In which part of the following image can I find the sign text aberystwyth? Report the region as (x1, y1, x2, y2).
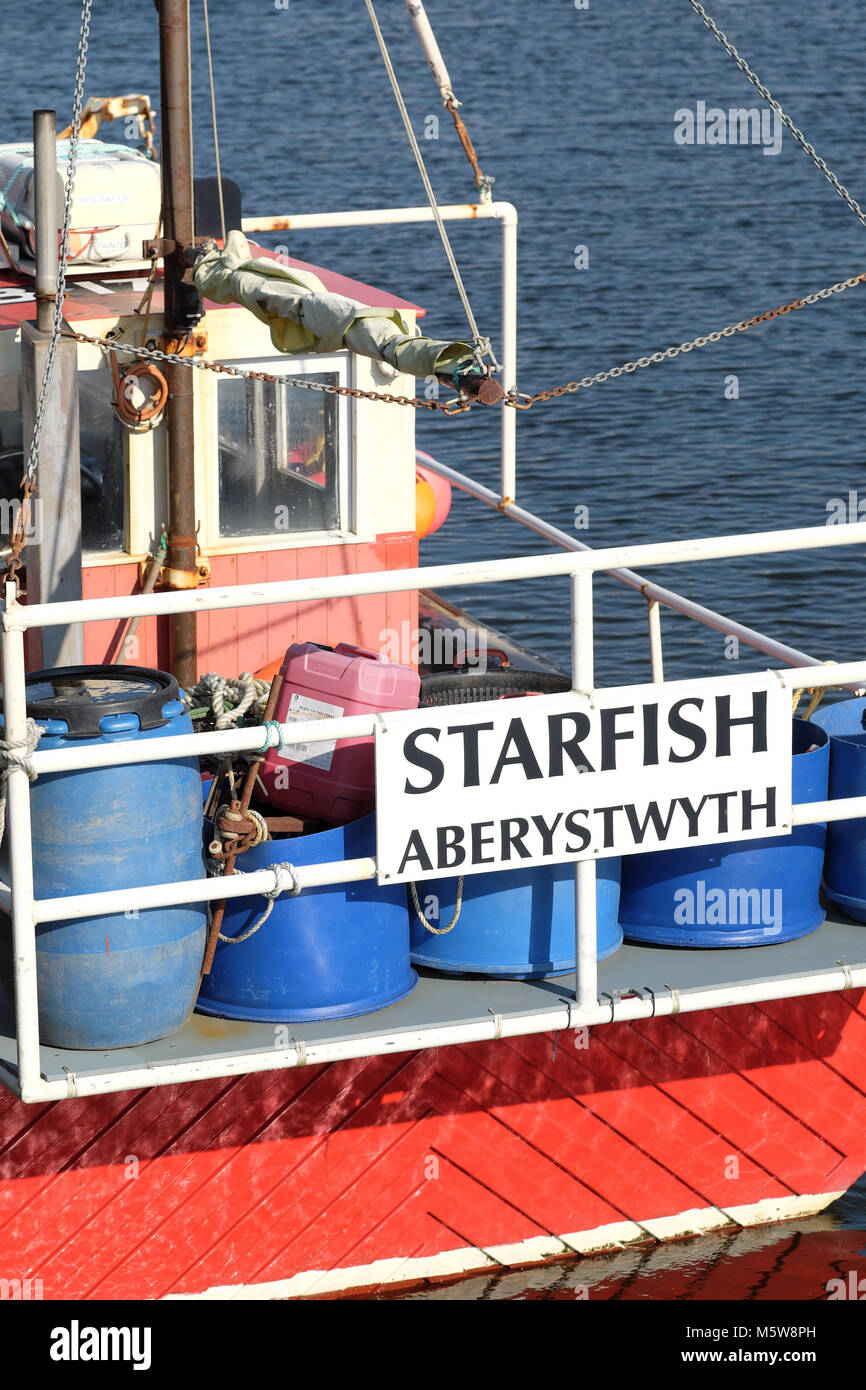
(374, 674, 792, 885)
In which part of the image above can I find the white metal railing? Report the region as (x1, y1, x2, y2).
(5, 521, 866, 1102)
(239, 197, 853, 682)
(241, 202, 518, 503)
(418, 451, 864, 683)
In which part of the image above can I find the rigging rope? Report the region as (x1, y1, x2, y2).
(363, 0, 498, 373)
(202, 0, 226, 243)
(687, 0, 866, 232)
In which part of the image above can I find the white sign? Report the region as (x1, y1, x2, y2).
(374, 673, 793, 884)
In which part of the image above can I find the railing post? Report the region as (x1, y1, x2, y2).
(500, 208, 517, 504)
(2, 590, 42, 1098)
(571, 569, 598, 1013)
(647, 596, 664, 682)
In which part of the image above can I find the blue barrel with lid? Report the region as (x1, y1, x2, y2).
(3, 666, 207, 1049)
(808, 696, 866, 922)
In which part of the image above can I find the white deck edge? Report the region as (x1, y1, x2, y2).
(162, 1190, 844, 1300)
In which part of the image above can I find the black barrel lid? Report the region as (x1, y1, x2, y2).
(9, 665, 183, 737)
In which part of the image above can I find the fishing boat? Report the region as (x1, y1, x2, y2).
(0, 0, 865, 1304)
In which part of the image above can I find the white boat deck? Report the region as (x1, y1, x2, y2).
(1, 908, 864, 1093)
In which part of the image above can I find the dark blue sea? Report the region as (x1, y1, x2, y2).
(4, 0, 866, 1301)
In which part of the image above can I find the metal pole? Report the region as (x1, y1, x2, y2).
(32, 110, 57, 334)
(500, 211, 517, 503)
(159, 0, 200, 690)
(403, 0, 455, 100)
(2, 591, 42, 1096)
(22, 108, 83, 666)
(571, 570, 598, 1014)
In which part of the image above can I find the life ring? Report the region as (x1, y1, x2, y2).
(415, 452, 452, 539)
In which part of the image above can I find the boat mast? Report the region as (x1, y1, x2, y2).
(158, 0, 201, 689)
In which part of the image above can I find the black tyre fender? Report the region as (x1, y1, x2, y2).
(418, 668, 572, 707)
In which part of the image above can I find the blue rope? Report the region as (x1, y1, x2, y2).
(257, 720, 283, 753)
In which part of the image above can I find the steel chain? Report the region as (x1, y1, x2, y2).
(688, 1, 866, 232)
(9, 0, 92, 579)
(66, 328, 467, 412)
(7, 0, 866, 584)
(506, 272, 866, 409)
(67, 267, 866, 417)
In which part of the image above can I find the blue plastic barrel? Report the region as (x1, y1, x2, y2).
(197, 813, 416, 1023)
(809, 696, 866, 921)
(617, 718, 829, 947)
(6, 667, 207, 1049)
(408, 859, 622, 977)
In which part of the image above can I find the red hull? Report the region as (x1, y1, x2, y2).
(1, 990, 865, 1300)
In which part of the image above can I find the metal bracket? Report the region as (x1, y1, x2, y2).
(160, 331, 208, 356)
(142, 237, 176, 258)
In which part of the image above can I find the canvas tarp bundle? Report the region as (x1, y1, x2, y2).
(193, 231, 473, 378)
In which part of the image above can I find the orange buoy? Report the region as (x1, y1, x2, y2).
(415, 454, 452, 537)
(255, 656, 284, 683)
(415, 472, 438, 539)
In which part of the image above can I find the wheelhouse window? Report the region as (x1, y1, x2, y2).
(0, 374, 23, 549)
(78, 368, 126, 552)
(216, 364, 348, 539)
(0, 367, 126, 554)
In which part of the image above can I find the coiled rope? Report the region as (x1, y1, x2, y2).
(187, 671, 269, 728)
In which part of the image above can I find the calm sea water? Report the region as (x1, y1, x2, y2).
(4, 0, 866, 1299)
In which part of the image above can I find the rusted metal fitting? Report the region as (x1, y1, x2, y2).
(436, 369, 505, 406)
(160, 331, 207, 356)
(142, 237, 175, 258)
(160, 565, 201, 590)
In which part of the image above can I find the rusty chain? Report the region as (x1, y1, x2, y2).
(506, 272, 866, 409)
(63, 266, 866, 426)
(65, 328, 473, 414)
